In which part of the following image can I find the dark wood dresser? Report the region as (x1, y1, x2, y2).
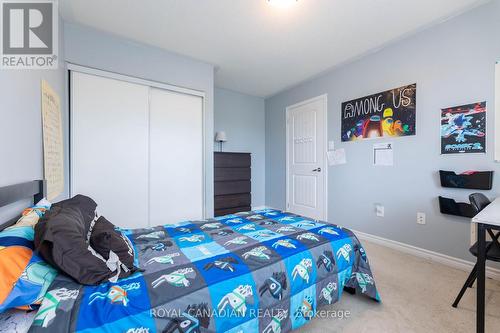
(214, 152, 251, 217)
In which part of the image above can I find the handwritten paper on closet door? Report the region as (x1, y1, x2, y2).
(41, 80, 64, 200)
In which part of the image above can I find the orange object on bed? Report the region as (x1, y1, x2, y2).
(0, 246, 32, 304)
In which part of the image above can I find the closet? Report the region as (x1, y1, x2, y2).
(70, 70, 204, 228)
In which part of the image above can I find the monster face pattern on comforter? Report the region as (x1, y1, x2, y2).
(28, 209, 380, 333)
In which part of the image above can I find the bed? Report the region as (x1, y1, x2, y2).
(0, 181, 380, 333)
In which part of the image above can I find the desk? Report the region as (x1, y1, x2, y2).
(471, 197, 500, 333)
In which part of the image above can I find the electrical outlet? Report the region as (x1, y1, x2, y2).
(417, 212, 426, 225)
(375, 204, 384, 217)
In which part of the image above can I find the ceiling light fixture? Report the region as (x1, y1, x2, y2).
(267, 0, 298, 8)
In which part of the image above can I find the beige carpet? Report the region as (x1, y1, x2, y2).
(297, 240, 500, 333)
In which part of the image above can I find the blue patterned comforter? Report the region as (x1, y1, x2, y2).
(28, 209, 380, 333)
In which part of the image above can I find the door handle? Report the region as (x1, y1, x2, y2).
(312, 168, 321, 172)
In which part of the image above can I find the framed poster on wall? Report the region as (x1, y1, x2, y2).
(341, 83, 416, 142)
(440, 102, 486, 154)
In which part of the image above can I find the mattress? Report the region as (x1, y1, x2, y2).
(28, 209, 380, 333)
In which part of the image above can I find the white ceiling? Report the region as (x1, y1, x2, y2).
(60, 0, 488, 97)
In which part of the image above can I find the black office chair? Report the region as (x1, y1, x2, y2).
(452, 193, 500, 308)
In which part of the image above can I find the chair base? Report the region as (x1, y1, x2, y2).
(453, 229, 500, 308)
(452, 264, 477, 308)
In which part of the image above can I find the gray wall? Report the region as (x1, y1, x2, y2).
(265, 0, 500, 262)
(63, 23, 216, 217)
(0, 18, 66, 221)
(215, 88, 266, 207)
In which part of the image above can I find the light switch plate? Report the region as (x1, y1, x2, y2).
(328, 141, 335, 150)
(375, 204, 384, 217)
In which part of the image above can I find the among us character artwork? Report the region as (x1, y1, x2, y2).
(440, 101, 486, 154)
(341, 84, 416, 142)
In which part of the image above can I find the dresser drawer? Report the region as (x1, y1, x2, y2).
(214, 152, 250, 168)
(214, 180, 251, 196)
(214, 167, 250, 181)
(215, 206, 251, 217)
(215, 193, 251, 210)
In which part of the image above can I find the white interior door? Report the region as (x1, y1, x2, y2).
(286, 95, 327, 220)
(149, 88, 204, 225)
(71, 72, 150, 228)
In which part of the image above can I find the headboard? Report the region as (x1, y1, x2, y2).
(0, 180, 46, 231)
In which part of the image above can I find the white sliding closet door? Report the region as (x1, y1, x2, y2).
(71, 72, 150, 228)
(149, 88, 204, 224)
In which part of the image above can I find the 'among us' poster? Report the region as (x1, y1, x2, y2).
(440, 102, 486, 154)
(341, 84, 416, 142)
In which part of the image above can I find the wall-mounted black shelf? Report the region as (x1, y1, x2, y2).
(439, 170, 493, 190)
(438, 196, 475, 218)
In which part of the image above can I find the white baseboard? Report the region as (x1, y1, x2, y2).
(352, 229, 500, 281)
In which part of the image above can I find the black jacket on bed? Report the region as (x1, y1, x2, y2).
(34, 195, 137, 285)
(90, 216, 135, 271)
